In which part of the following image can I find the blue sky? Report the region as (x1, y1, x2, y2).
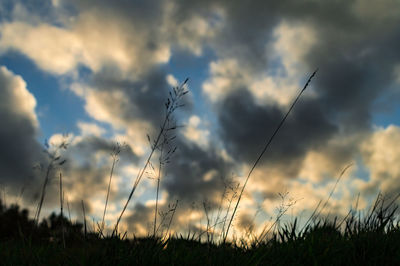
(0, 52, 87, 139)
(1, 0, 400, 238)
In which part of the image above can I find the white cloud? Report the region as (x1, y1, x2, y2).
(298, 133, 359, 183)
(203, 21, 317, 106)
(203, 169, 218, 182)
(51, 0, 61, 7)
(248, 21, 317, 106)
(77, 121, 106, 137)
(0, 11, 171, 76)
(272, 21, 317, 72)
(0, 22, 82, 75)
(203, 58, 248, 102)
(84, 89, 129, 128)
(0, 66, 38, 127)
(182, 115, 210, 149)
(166, 74, 179, 87)
(361, 125, 400, 194)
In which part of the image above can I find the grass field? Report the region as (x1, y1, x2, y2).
(1, 193, 400, 265)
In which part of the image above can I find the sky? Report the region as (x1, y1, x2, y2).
(1, 0, 400, 239)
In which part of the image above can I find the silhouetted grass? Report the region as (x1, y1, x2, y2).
(1, 195, 400, 265)
(113, 78, 189, 236)
(224, 69, 318, 242)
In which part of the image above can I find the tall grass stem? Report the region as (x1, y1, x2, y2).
(223, 69, 318, 243)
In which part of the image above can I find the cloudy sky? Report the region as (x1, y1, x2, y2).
(1, 0, 400, 238)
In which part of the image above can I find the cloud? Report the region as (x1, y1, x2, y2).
(0, 66, 43, 190)
(77, 121, 106, 137)
(361, 125, 400, 196)
(125, 202, 153, 235)
(0, 0, 222, 77)
(0, 22, 81, 75)
(202, 58, 247, 103)
(217, 89, 336, 175)
(182, 115, 210, 149)
(163, 135, 234, 204)
(70, 68, 185, 159)
(0, 5, 171, 75)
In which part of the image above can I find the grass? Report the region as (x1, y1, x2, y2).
(34, 138, 68, 225)
(112, 78, 189, 236)
(1, 194, 400, 265)
(224, 69, 318, 242)
(1, 74, 400, 264)
(101, 143, 122, 235)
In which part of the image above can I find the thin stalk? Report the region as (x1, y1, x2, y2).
(66, 196, 71, 224)
(316, 164, 353, 217)
(155, 210, 169, 235)
(101, 156, 117, 233)
(113, 117, 167, 237)
(300, 163, 353, 233)
(165, 200, 178, 239)
(203, 201, 211, 244)
(221, 185, 238, 241)
(59, 173, 65, 248)
(154, 177, 160, 236)
(259, 203, 293, 241)
(82, 200, 87, 239)
(112, 79, 188, 236)
(2, 187, 6, 208)
(212, 183, 227, 242)
(34, 139, 68, 225)
(154, 142, 165, 237)
(34, 161, 53, 225)
(223, 69, 318, 243)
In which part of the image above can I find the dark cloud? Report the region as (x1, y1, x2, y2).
(125, 202, 153, 234)
(69, 0, 164, 24)
(90, 67, 175, 129)
(0, 66, 44, 191)
(217, 89, 337, 177)
(71, 135, 138, 165)
(0, 0, 78, 26)
(163, 137, 233, 204)
(237, 212, 255, 232)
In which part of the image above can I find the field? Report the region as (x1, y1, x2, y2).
(1, 195, 400, 265)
